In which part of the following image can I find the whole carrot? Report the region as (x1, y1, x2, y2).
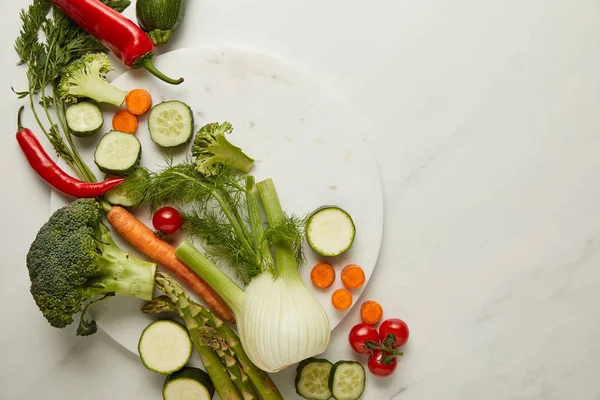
(106, 206, 235, 323)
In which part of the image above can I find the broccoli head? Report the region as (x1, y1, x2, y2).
(58, 53, 127, 106)
(26, 199, 157, 335)
(192, 122, 255, 176)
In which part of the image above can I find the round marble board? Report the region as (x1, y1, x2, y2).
(50, 46, 383, 363)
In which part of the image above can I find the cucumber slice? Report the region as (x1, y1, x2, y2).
(94, 130, 141, 175)
(103, 174, 137, 207)
(65, 102, 104, 137)
(328, 361, 366, 400)
(103, 168, 150, 207)
(163, 367, 215, 400)
(138, 320, 193, 375)
(295, 358, 334, 400)
(306, 206, 356, 257)
(148, 100, 194, 147)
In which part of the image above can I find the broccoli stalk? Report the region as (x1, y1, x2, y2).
(192, 122, 255, 176)
(26, 199, 157, 336)
(58, 53, 128, 106)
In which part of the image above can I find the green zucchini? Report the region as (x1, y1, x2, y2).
(306, 206, 356, 257)
(65, 102, 103, 137)
(136, 0, 186, 46)
(163, 367, 215, 400)
(295, 358, 334, 400)
(94, 130, 141, 175)
(138, 320, 193, 375)
(148, 100, 194, 148)
(328, 361, 365, 400)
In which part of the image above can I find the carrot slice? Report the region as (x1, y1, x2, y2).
(341, 264, 365, 289)
(126, 89, 153, 115)
(106, 206, 235, 323)
(360, 300, 384, 324)
(331, 288, 353, 310)
(310, 263, 335, 289)
(112, 110, 138, 134)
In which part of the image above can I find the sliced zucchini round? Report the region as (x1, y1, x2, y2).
(148, 100, 194, 148)
(295, 358, 334, 400)
(94, 130, 141, 175)
(306, 206, 356, 257)
(138, 320, 193, 375)
(328, 361, 365, 400)
(66, 102, 104, 137)
(163, 367, 215, 400)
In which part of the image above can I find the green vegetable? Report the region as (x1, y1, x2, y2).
(143, 278, 284, 400)
(306, 206, 356, 257)
(148, 100, 194, 148)
(138, 320, 193, 374)
(163, 367, 215, 400)
(328, 361, 365, 400)
(175, 178, 331, 373)
(65, 102, 104, 137)
(192, 122, 255, 176)
(58, 53, 128, 106)
(136, 0, 186, 46)
(103, 168, 151, 208)
(25, 198, 157, 336)
(94, 130, 142, 175)
(295, 358, 334, 400)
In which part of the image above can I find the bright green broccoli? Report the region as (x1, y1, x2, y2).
(58, 53, 127, 106)
(191, 122, 255, 176)
(26, 198, 157, 336)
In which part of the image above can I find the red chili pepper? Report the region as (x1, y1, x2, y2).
(16, 107, 126, 198)
(51, 0, 183, 85)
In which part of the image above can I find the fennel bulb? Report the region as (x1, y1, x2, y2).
(176, 178, 331, 373)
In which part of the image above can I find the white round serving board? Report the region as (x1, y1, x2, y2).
(50, 46, 383, 362)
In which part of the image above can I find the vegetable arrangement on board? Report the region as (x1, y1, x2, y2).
(13, 0, 406, 399)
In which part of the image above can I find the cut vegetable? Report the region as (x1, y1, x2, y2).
(148, 100, 193, 147)
(163, 367, 215, 400)
(295, 358, 334, 400)
(103, 174, 138, 207)
(310, 263, 336, 289)
(65, 102, 104, 137)
(331, 289, 353, 311)
(306, 206, 356, 257)
(341, 264, 365, 290)
(328, 361, 366, 400)
(138, 320, 193, 375)
(112, 110, 139, 134)
(126, 89, 153, 115)
(360, 301, 383, 325)
(94, 130, 141, 175)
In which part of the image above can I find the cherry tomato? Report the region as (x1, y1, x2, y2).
(152, 207, 183, 235)
(379, 318, 410, 348)
(348, 323, 379, 354)
(368, 350, 397, 377)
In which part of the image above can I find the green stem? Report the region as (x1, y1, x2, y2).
(256, 179, 299, 279)
(245, 176, 274, 273)
(220, 188, 252, 244)
(175, 240, 245, 316)
(139, 57, 184, 85)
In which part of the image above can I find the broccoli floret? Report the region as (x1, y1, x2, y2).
(192, 122, 255, 176)
(26, 199, 157, 335)
(58, 53, 127, 106)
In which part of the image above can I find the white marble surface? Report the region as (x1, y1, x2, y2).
(2, 0, 600, 399)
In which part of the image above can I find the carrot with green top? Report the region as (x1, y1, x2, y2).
(106, 205, 235, 323)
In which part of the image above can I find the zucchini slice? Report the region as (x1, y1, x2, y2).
(148, 100, 194, 147)
(295, 358, 334, 400)
(306, 206, 356, 257)
(138, 320, 193, 375)
(66, 102, 104, 137)
(328, 361, 366, 400)
(163, 367, 215, 400)
(94, 130, 141, 175)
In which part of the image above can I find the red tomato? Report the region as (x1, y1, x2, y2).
(368, 350, 397, 377)
(152, 207, 183, 235)
(379, 318, 409, 348)
(348, 323, 379, 354)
